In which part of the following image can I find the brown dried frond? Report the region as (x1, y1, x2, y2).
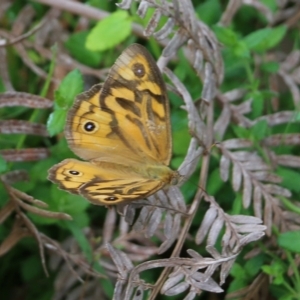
(226, 273, 270, 300)
(0, 172, 72, 275)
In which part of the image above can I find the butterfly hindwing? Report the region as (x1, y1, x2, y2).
(48, 159, 165, 205)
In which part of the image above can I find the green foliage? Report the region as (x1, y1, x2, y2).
(243, 26, 287, 53)
(195, 0, 221, 25)
(65, 31, 103, 67)
(278, 168, 300, 193)
(278, 231, 300, 253)
(0, 155, 7, 173)
(47, 69, 83, 136)
(1, 1, 300, 299)
(86, 10, 132, 51)
(213, 26, 250, 59)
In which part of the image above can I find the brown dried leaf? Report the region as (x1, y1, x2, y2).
(0, 92, 52, 108)
(166, 186, 186, 212)
(145, 207, 162, 238)
(144, 9, 162, 37)
(136, 0, 149, 18)
(153, 18, 175, 40)
(220, 154, 230, 182)
(164, 281, 189, 296)
(281, 50, 300, 71)
(18, 211, 48, 275)
(207, 217, 224, 246)
(0, 170, 29, 184)
(276, 154, 300, 168)
(263, 194, 273, 236)
(195, 206, 218, 244)
(256, 111, 296, 126)
(0, 148, 50, 161)
(232, 162, 242, 191)
(219, 0, 241, 26)
(263, 133, 300, 146)
(244, 0, 273, 23)
(222, 88, 246, 102)
(116, 0, 133, 9)
(106, 243, 133, 278)
(158, 213, 181, 254)
(133, 206, 151, 232)
(263, 184, 291, 197)
(242, 160, 270, 171)
(242, 171, 252, 209)
(162, 29, 188, 58)
(278, 70, 300, 107)
(0, 48, 14, 91)
(214, 104, 231, 140)
(228, 215, 264, 224)
(202, 62, 217, 102)
(0, 220, 31, 256)
(9, 188, 48, 207)
(0, 201, 15, 224)
(253, 186, 262, 219)
(164, 211, 173, 239)
(0, 120, 49, 136)
(232, 99, 252, 115)
(162, 273, 185, 294)
(222, 139, 252, 149)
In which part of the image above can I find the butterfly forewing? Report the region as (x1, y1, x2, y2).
(99, 44, 172, 165)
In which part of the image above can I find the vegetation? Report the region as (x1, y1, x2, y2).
(0, 0, 300, 299)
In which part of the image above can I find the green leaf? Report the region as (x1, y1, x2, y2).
(47, 108, 67, 137)
(243, 26, 287, 52)
(86, 10, 131, 51)
(196, 0, 221, 25)
(172, 110, 189, 156)
(230, 263, 248, 279)
(21, 256, 43, 281)
(244, 254, 265, 277)
(30, 158, 57, 183)
(53, 90, 67, 108)
(232, 125, 250, 139)
(213, 26, 238, 47)
(250, 91, 264, 118)
(293, 112, 300, 121)
(262, 260, 287, 285)
(278, 231, 300, 253)
(55, 69, 83, 108)
(251, 120, 268, 140)
(231, 193, 243, 215)
(261, 261, 285, 275)
(65, 31, 103, 67)
(243, 28, 271, 50)
(207, 167, 223, 195)
(277, 168, 300, 193)
(233, 41, 250, 59)
(0, 155, 7, 173)
(261, 61, 279, 73)
(50, 186, 89, 217)
(261, 0, 278, 11)
(47, 70, 83, 136)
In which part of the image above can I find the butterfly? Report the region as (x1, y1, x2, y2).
(48, 44, 179, 206)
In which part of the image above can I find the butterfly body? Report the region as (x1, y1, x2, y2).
(48, 44, 179, 206)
